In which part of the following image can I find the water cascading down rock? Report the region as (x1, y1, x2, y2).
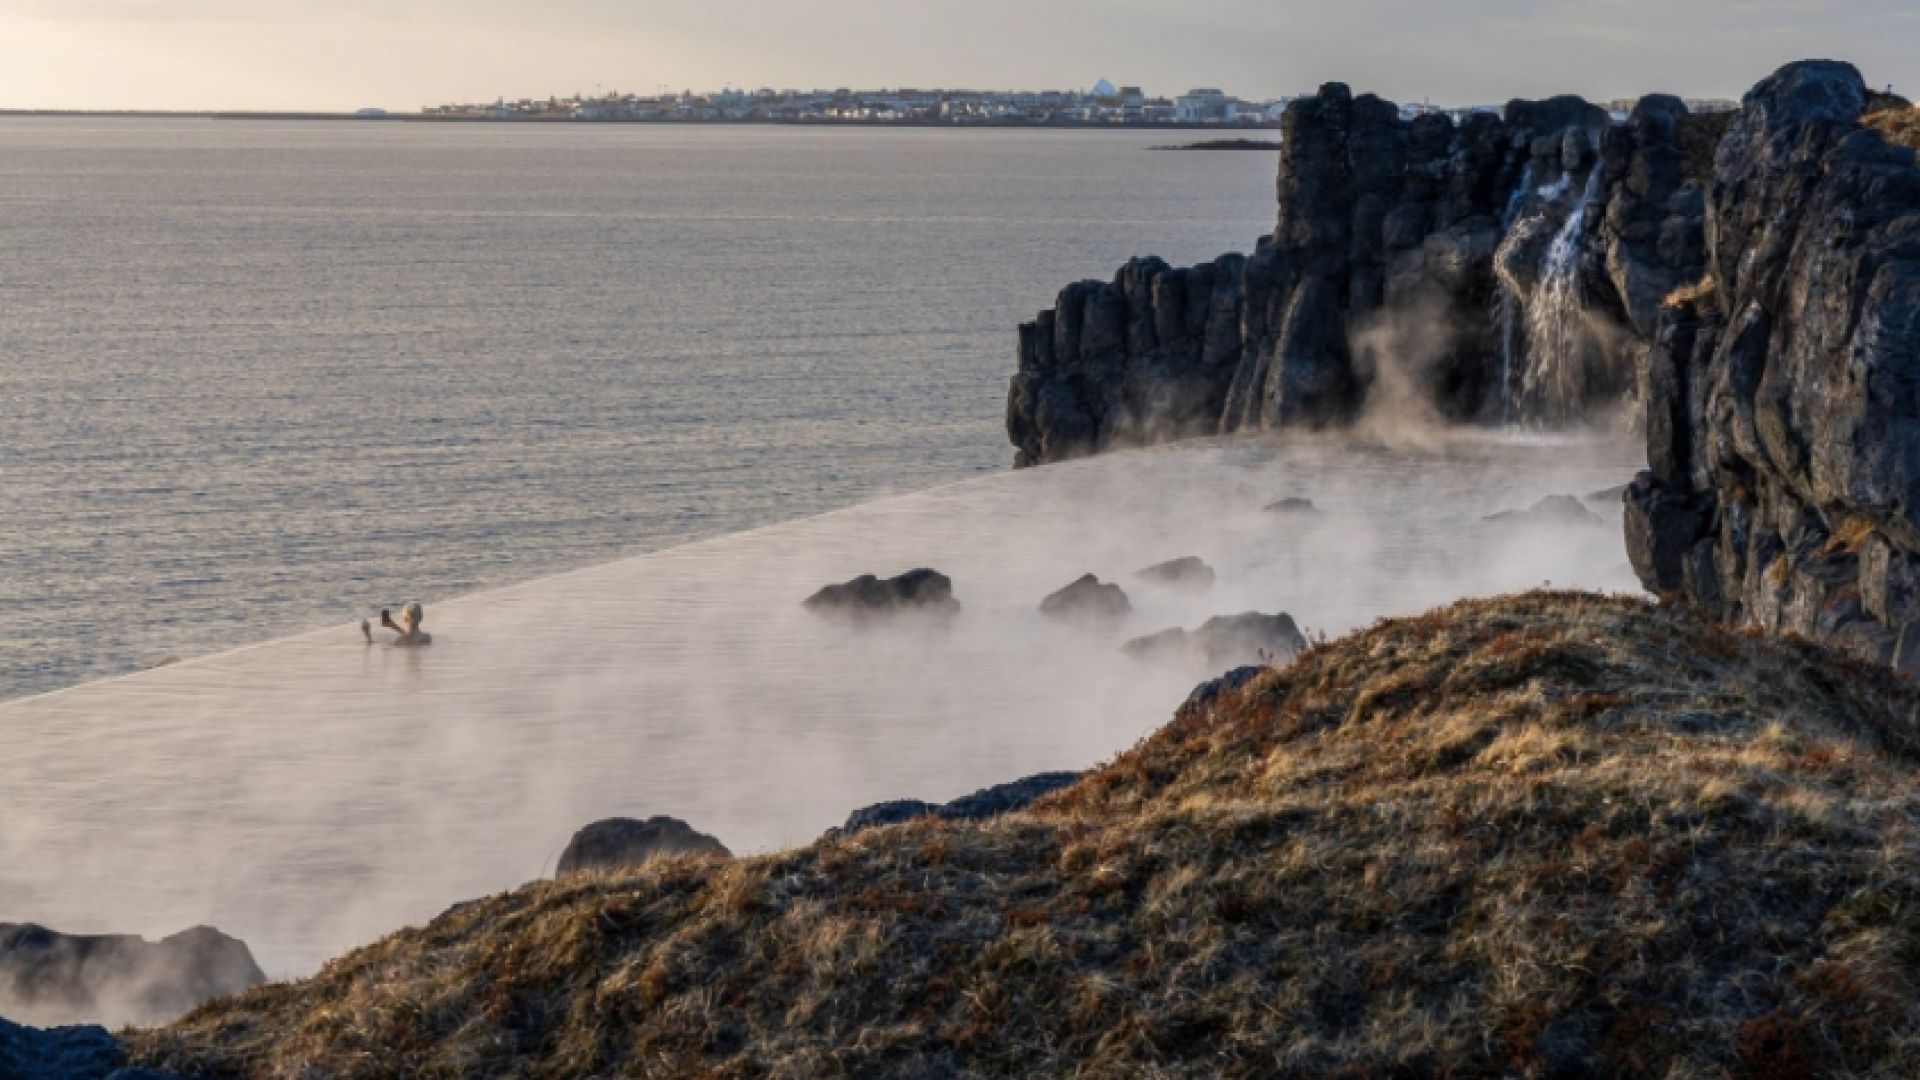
(1008, 84, 1716, 464)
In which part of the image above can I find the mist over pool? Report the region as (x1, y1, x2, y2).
(0, 430, 1639, 997)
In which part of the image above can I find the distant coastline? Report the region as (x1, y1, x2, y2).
(0, 108, 1279, 131)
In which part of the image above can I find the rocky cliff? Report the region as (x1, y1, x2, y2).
(1008, 81, 1718, 464)
(1625, 61, 1920, 670)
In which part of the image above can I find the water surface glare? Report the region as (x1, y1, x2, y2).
(0, 119, 1279, 698)
(0, 433, 1642, 1001)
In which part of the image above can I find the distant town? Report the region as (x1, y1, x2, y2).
(415, 80, 1524, 127)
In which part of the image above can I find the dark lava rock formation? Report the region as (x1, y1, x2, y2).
(0, 924, 265, 1029)
(1133, 556, 1216, 590)
(834, 771, 1084, 835)
(0, 1016, 170, 1080)
(1624, 61, 1920, 670)
(1124, 611, 1310, 670)
(1009, 76, 1719, 464)
(802, 568, 960, 620)
(556, 817, 732, 876)
(1038, 574, 1132, 621)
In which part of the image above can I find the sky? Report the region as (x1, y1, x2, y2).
(1, 0, 1916, 112)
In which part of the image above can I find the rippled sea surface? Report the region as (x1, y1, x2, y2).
(0, 119, 1280, 699)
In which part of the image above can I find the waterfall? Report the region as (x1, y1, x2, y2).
(1520, 166, 1603, 421)
(1492, 165, 1534, 426)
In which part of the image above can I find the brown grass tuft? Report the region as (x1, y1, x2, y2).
(130, 592, 1920, 1078)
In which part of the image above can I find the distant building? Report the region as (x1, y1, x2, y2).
(1176, 88, 1230, 123)
(1092, 78, 1117, 100)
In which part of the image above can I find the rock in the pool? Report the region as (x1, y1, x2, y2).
(802, 568, 960, 620)
(1484, 494, 1603, 526)
(555, 816, 732, 876)
(1133, 556, 1216, 590)
(0, 923, 266, 1028)
(1039, 574, 1131, 621)
(1124, 612, 1309, 670)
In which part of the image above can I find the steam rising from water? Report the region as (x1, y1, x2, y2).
(0, 435, 1640, 1013)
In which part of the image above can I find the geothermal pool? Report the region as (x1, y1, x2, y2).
(0, 432, 1642, 1000)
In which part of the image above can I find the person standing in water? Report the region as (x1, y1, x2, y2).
(379, 601, 433, 646)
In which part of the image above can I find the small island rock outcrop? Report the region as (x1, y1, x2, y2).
(802, 568, 960, 620)
(1133, 556, 1216, 589)
(1038, 574, 1131, 621)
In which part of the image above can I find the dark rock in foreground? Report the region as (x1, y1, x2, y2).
(802, 569, 959, 620)
(1124, 611, 1309, 670)
(1133, 556, 1216, 590)
(556, 817, 732, 876)
(1484, 494, 1604, 526)
(0, 923, 265, 1029)
(0, 1015, 158, 1080)
(1038, 574, 1131, 621)
(1624, 61, 1920, 671)
(836, 772, 1083, 835)
(1263, 497, 1318, 514)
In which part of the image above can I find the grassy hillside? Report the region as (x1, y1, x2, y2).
(133, 593, 1920, 1077)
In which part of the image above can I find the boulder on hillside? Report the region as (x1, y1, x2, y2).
(803, 569, 959, 620)
(555, 817, 732, 876)
(0, 923, 265, 1028)
(1133, 556, 1216, 590)
(835, 772, 1083, 835)
(1124, 611, 1309, 670)
(1039, 574, 1131, 621)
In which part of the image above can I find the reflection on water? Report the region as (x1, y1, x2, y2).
(0, 432, 1643, 1000)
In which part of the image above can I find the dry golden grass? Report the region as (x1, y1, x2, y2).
(1662, 273, 1719, 312)
(132, 592, 1920, 1078)
(1866, 100, 1920, 154)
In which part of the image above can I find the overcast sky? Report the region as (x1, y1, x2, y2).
(2, 0, 1916, 112)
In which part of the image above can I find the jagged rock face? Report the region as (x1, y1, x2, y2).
(0, 923, 266, 1028)
(1009, 83, 1704, 465)
(1627, 60, 1920, 670)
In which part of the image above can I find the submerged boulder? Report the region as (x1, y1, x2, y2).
(0, 923, 265, 1028)
(1485, 494, 1605, 526)
(555, 817, 731, 876)
(1124, 611, 1309, 670)
(1132, 556, 1216, 590)
(835, 771, 1083, 835)
(1038, 574, 1131, 621)
(802, 569, 959, 620)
